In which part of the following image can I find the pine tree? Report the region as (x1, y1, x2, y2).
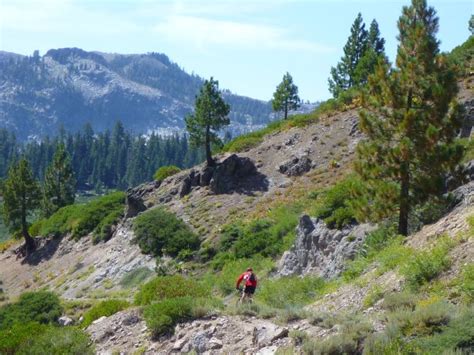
(42, 143, 76, 217)
(329, 13, 368, 97)
(354, 0, 464, 236)
(354, 19, 387, 86)
(272, 72, 301, 120)
(2, 158, 41, 253)
(185, 77, 230, 166)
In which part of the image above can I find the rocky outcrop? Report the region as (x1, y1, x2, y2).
(177, 154, 263, 196)
(279, 156, 312, 176)
(278, 216, 376, 279)
(125, 181, 160, 218)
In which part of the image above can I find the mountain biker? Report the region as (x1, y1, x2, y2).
(236, 267, 257, 303)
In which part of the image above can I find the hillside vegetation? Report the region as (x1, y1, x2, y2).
(0, 3, 473, 355)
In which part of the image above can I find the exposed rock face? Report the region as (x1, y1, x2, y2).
(176, 154, 263, 196)
(209, 154, 258, 194)
(125, 181, 160, 218)
(279, 156, 312, 176)
(278, 216, 376, 279)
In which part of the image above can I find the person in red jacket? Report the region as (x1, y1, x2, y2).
(236, 267, 258, 303)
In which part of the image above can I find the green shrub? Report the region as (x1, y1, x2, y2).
(92, 208, 123, 244)
(309, 175, 365, 229)
(81, 299, 129, 328)
(134, 275, 209, 306)
(144, 295, 222, 337)
(17, 326, 93, 355)
(216, 203, 300, 260)
(0, 291, 62, 330)
(382, 291, 419, 311)
(458, 263, 474, 304)
(402, 240, 452, 290)
(363, 285, 384, 308)
(119, 267, 155, 289)
(143, 297, 194, 338)
(30, 192, 125, 240)
(303, 334, 358, 355)
(411, 305, 474, 353)
(153, 165, 181, 182)
(204, 256, 274, 296)
(256, 276, 326, 309)
(0, 322, 47, 354)
(133, 208, 200, 259)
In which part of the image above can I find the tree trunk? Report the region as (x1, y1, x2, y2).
(21, 210, 35, 254)
(205, 125, 214, 166)
(284, 100, 288, 120)
(398, 163, 410, 236)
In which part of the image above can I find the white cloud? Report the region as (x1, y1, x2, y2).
(153, 15, 333, 53)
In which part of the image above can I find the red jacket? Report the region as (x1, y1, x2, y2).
(236, 271, 257, 288)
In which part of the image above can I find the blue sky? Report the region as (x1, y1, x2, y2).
(0, 0, 472, 101)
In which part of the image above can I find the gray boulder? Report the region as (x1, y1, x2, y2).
(279, 156, 312, 176)
(278, 216, 376, 279)
(58, 316, 73, 326)
(125, 181, 160, 218)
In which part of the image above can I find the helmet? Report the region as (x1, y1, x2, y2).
(247, 267, 253, 272)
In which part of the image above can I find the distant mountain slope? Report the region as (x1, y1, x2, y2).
(0, 48, 274, 140)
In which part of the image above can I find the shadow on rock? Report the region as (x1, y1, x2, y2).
(181, 154, 269, 196)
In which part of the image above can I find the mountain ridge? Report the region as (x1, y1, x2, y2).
(0, 47, 275, 140)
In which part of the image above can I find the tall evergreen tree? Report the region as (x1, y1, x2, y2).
(42, 143, 76, 217)
(329, 13, 368, 97)
(271, 72, 301, 120)
(185, 77, 230, 166)
(354, 19, 387, 86)
(2, 159, 41, 253)
(354, 0, 464, 236)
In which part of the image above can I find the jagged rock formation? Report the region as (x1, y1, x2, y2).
(126, 154, 267, 215)
(0, 48, 274, 140)
(278, 216, 376, 278)
(278, 155, 313, 176)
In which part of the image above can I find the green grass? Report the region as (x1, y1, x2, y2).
(119, 267, 155, 289)
(81, 299, 130, 328)
(401, 237, 453, 291)
(204, 256, 275, 296)
(255, 276, 327, 309)
(214, 202, 301, 262)
(308, 174, 365, 229)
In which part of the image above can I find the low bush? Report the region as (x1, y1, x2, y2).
(143, 297, 194, 338)
(0, 321, 47, 354)
(256, 276, 326, 309)
(402, 239, 452, 290)
(133, 208, 200, 259)
(382, 291, 419, 311)
(17, 326, 94, 355)
(411, 305, 474, 354)
(364, 303, 473, 354)
(30, 192, 125, 240)
(363, 285, 384, 308)
(134, 275, 209, 306)
(153, 165, 181, 182)
(459, 263, 474, 304)
(204, 256, 274, 296)
(119, 267, 155, 289)
(0, 291, 62, 330)
(309, 174, 365, 229)
(81, 299, 130, 328)
(217, 203, 300, 260)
